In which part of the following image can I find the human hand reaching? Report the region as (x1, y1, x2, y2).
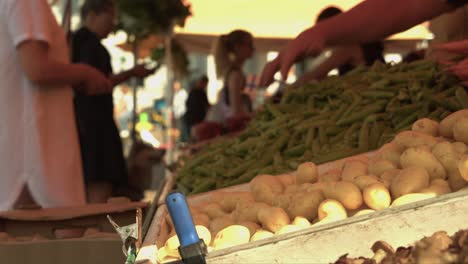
(131, 64, 156, 78)
(78, 64, 112, 95)
(435, 40, 468, 86)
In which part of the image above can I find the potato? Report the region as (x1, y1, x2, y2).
(375, 143, 404, 166)
(368, 159, 398, 176)
(303, 182, 328, 193)
(317, 199, 347, 224)
(341, 160, 368, 182)
(352, 209, 376, 217)
(432, 141, 460, 173)
(165, 234, 181, 258)
(439, 109, 468, 138)
(213, 225, 250, 250)
(250, 175, 284, 204)
(453, 118, 468, 144)
(296, 162, 318, 184)
(287, 190, 325, 220)
(459, 154, 468, 181)
(284, 185, 298, 194)
(379, 169, 401, 189)
(257, 206, 290, 233)
(195, 225, 212, 246)
(393, 131, 441, 148)
(453, 142, 468, 154)
(157, 247, 177, 264)
(412, 118, 439, 137)
(322, 181, 363, 210)
(272, 193, 295, 210)
(209, 216, 235, 236)
(448, 169, 468, 191)
(250, 174, 284, 193)
(275, 224, 302, 235)
(232, 201, 268, 223)
(400, 146, 447, 180)
(391, 167, 430, 198)
(250, 229, 274, 242)
(390, 193, 436, 207)
(354, 175, 381, 190)
(192, 213, 210, 227)
(204, 203, 227, 219)
(318, 169, 342, 182)
(420, 179, 451, 196)
(292, 216, 311, 228)
(363, 183, 391, 210)
(239, 221, 261, 237)
(276, 173, 296, 186)
(219, 192, 255, 212)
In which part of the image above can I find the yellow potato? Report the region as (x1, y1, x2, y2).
(391, 167, 430, 198)
(219, 192, 255, 212)
(368, 159, 398, 176)
(257, 206, 290, 233)
(317, 199, 347, 223)
(375, 143, 404, 166)
(275, 224, 302, 235)
(276, 174, 296, 186)
(213, 225, 250, 250)
(195, 225, 212, 246)
(250, 229, 274, 242)
(284, 185, 299, 194)
(239, 221, 261, 237)
(363, 183, 391, 210)
(439, 109, 468, 138)
(296, 162, 319, 184)
(353, 175, 381, 190)
(448, 169, 468, 191)
(318, 169, 342, 182)
(272, 193, 295, 210)
(459, 154, 468, 181)
(420, 179, 451, 196)
(204, 203, 227, 219)
(352, 209, 376, 217)
(412, 118, 439, 137)
(341, 160, 368, 182)
(390, 193, 436, 207)
(432, 141, 460, 172)
(292, 216, 311, 228)
(379, 169, 401, 189)
(400, 146, 447, 180)
(165, 234, 181, 258)
(287, 190, 325, 220)
(322, 181, 363, 210)
(209, 216, 235, 236)
(393, 131, 441, 148)
(232, 201, 268, 223)
(250, 174, 284, 193)
(452, 142, 468, 154)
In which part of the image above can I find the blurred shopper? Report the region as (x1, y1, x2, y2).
(292, 7, 385, 87)
(184, 75, 210, 137)
(260, 0, 468, 87)
(172, 80, 188, 142)
(207, 30, 255, 130)
(0, 0, 112, 211)
(73, 0, 155, 203)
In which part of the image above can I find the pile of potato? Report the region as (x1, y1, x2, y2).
(156, 110, 468, 263)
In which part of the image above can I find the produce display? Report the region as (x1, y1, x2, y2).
(177, 60, 468, 194)
(334, 229, 468, 264)
(156, 111, 468, 263)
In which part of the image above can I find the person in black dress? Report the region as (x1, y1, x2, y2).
(184, 75, 210, 137)
(73, 0, 154, 202)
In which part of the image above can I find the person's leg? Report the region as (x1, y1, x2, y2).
(86, 182, 113, 203)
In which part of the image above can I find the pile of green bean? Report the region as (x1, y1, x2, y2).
(176, 60, 467, 195)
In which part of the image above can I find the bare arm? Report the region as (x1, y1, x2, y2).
(227, 70, 244, 115)
(260, 0, 459, 86)
(17, 40, 111, 94)
(110, 65, 155, 86)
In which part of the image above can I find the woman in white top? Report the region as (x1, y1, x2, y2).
(0, 0, 111, 211)
(208, 30, 255, 124)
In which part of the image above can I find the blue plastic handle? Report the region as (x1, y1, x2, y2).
(166, 191, 200, 247)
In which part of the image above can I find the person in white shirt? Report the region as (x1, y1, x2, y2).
(0, 0, 112, 211)
(172, 81, 188, 141)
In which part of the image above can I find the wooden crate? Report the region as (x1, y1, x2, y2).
(136, 151, 376, 263)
